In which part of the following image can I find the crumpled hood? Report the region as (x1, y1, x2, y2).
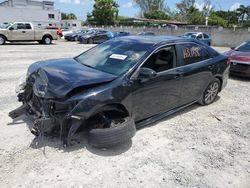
(27, 58, 117, 98)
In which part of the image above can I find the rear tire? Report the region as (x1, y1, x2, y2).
(199, 78, 220, 105)
(0, 35, 6, 45)
(88, 117, 136, 148)
(42, 36, 52, 45)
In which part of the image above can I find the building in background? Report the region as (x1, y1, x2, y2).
(0, 0, 61, 27)
(60, 20, 81, 30)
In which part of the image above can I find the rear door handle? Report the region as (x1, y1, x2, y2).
(22, 31, 26, 33)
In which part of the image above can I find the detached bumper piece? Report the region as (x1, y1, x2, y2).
(9, 104, 29, 119)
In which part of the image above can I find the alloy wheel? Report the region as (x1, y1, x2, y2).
(204, 82, 219, 104)
(44, 37, 51, 44)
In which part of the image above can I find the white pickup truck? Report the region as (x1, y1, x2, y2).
(0, 22, 58, 45)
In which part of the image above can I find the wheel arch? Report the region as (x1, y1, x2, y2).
(0, 34, 7, 41)
(42, 34, 52, 40)
(214, 75, 223, 92)
(89, 103, 130, 118)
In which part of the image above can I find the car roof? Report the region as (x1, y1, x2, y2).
(111, 35, 195, 46)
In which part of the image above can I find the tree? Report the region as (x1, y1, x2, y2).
(92, 0, 119, 25)
(202, 0, 214, 16)
(61, 12, 77, 20)
(133, 0, 168, 15)
(144, 10, 171, 20)
(208, 12, 227, 27)
(175, 0, 204, 24)
(236, 5, 250, 25)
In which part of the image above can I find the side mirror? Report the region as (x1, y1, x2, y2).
(138, 67, 157, 80)
(9, 27, 14, 31)
(231, 47, 235, 50)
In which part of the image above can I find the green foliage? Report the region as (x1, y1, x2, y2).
(115, 16, 129, 21)
(236, 5, 250, 25)
(144, 10, 171, 20)
(61, 12, 77, 20)
(133, 0, 167, 14)
(208, 12, 227, 27)
(92, 0, 119, 25)
(175, 0, 204, 24)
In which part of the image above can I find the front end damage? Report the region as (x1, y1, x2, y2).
(9, 74, 85, 146)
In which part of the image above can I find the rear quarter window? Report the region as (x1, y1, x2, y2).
(178, 43, 211, 65)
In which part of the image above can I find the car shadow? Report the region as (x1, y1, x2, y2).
(8, 114, 132, 156)
(229, 75, 250, 82)
(8, 97, 221, 156)
(4, 42, 56, 45)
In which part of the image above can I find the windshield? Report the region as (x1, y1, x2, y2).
(235, 41, 250, 52)
(75, 39, 153, 75)
(0, 23, 10, 28)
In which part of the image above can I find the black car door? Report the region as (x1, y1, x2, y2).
(175, 42, 214, 105)
(94, 30, 108, 43)
(131, 45, 183, 122)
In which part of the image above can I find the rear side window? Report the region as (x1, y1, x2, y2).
(178, 43, 210, 65)
(25, 24, 31, 29)
(203, 33, 210, 39)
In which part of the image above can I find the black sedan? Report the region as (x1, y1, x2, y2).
(10, 36, 229, 148)
(78, 29, 113, 44)
(64, 30, 88, 41)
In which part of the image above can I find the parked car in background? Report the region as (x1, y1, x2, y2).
(182, 32, 212, 46)
(64, 29, 88, 41)
(114, 31, 130, 37)
(224, 40, 250, 77)
(138, 32, 155, 36)
(0, 22, 10, 29)
(10, 36, 229, 147)
(61, 28, 73, 38)
(78, 29, 113, 44)
(0, 22, 58, 45)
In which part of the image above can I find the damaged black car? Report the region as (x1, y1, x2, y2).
(9, 36, 229, 148)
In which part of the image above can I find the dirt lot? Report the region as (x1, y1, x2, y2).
(0, 41, 249, 188)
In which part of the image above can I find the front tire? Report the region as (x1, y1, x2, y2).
(88, 117, 136, 148)
(0, 35, 6, 45)
(199, 78, 220, 105)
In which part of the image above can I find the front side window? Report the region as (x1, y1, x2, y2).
(178, 43, 210, 65)
(197, 34, 203, 40)
(142, 46, 176, 72)
(75, 40, 153, 75)
(17, 23, 25, 29)
(203, 33, 210, 39)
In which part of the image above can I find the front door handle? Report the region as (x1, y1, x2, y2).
(22, 31, 26, 33)
(174, 74, 183, 79)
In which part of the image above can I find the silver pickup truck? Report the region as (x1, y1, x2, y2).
(0, 22, 58, 45)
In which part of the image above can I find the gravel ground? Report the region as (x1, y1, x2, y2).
(0, 41, 249, 188)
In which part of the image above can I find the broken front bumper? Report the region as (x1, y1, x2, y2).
(9, 85, 83, 145)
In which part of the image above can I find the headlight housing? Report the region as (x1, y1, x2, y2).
(15, 75, 27, 94)
(33, 76, 48, 97)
